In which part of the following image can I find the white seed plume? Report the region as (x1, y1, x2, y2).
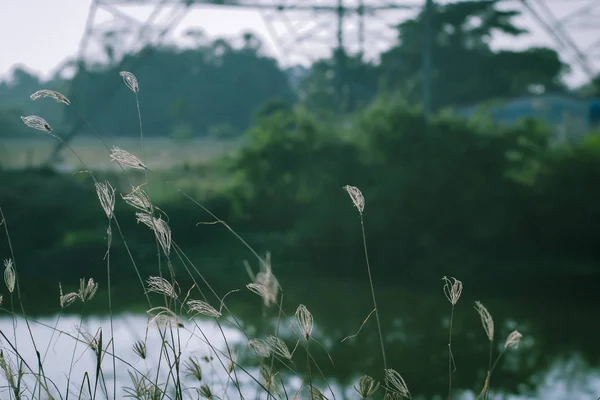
(252, 252, 279, 307)
(20, 115, 53, 132)
(59, 283, 79, 309)
(147, 306, 182, 329)
(187, 299, 221, 318)
(136, 213, 172, 256)
(120, 71, 139, 93)
(3, 259, 15, 294)
(109, 146, 146, 170)
(0, 296, 3, 307)
(75, 325, 101, 351)
(79, 278, 98, 302)
(248, 338, 271, 358)
(266, 335, 293, 359)
(95, 181, 115, 219)
(442, 276, 463, 305)
(310, 387, 325, 400)
(355, 375, 380, 398)
(295, 304, 313, 340)
(246, 283, 271, 301)
(30, 89, 71, 105)
(504, 330, 523, 349)
(122, 184, 153, 213)
(146, 276, 178, 299)
(384, 368, 411, 399)
(474, 301, 494, 341)
(343, 185, 365, 214)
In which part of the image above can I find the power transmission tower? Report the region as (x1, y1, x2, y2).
(47, 0, 600, 164)
(515, 0, 600, 83)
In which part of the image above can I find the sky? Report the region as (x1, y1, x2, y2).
(1, 0, 598, 87)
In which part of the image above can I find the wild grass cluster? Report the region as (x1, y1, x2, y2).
(0, 73, 525, 400)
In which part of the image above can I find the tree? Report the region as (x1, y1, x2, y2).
(380, 0, 567, 109)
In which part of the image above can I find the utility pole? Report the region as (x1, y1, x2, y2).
(423, 0, 433, 121)
(335, 0, 347, 113)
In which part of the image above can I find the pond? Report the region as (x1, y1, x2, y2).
(0, 278, 598, 399)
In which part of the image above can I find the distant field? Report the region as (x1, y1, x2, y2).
(0, 136, 245, 170)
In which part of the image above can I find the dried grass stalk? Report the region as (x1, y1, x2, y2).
(384, 368, 411, 399)
(147, 306, 183, 329)
(95, 181, 115, 219)
(109, 146, 146, 170)
(136, 213, 172, 256)
(355, 375, 380, 398)
(295, 304, 313, 340)
(442, 276, 463, 305)
(59, 283, 78, 308)
(3, 259, 15, 294)
(504, 330, 522, 349)
(474, 301, 494, 341)
(120, 71, 139, 93)
(122, 184, 153, 213)
(343, 185, 365, 213)
(248, 338, 271, 358)
(187, 299, 221, 318)
(20, 115, 53, 133)
(266, 335, 293, 359)
(146, 276, 178, 299)
(30, 89, 71, 105)
(79, 278, 98, 302)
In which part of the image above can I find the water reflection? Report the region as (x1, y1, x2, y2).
(1, 281, 599, 399)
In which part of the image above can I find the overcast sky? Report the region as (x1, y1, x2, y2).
(1, 0, 597, 86)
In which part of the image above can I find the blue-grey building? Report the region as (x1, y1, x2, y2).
(459, 95, 600, 143)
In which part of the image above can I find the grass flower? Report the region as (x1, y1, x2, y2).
(474, 301, 494, 341)
(343, 185, 365, 214)
(295, 304, 313, 340)
(3, 258, 15, 294)
(30, 89, 71, 105)
(120, 71, 139, 93)
(20, 115, 53, 133)
(109, 146, 146, 170)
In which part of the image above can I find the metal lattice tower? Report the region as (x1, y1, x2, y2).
(75, 0, 600, 83)
(76, 0, 422, 69)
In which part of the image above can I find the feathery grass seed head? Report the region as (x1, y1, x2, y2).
(474, 301, 494, 341)
(310, 387, 325, 400)
(248, 338, 271, 358)
(355, 375, 380, 398)
(147, 306, 183, 329)
(295, 304, 314, 340)
(59, 283, 79, 308)
(504, 330, 523, 349)
(3, 259, 15, 294)
(95, 181, 115, 219)
(109, 146, 146, 170)
(20, 115, 53, 132)
(122, 184, 153, 212)
(136, 213, 172, 256)
(187, 299, 221, 318)
(384, 369, 411, 399)
(254, 252, 279, 307)
(120, 71, 139, 93)
(343, 185, 365, 213)
(30, 89, 71, 105)
(184, 357, 203, 382)
(146, 276, 178, 299)
(79, 278, 98, 302)
(442, 276, 463, 305)
(266, 335, 293, 359)
(198, 384, 213, 399)
(132, 340, 147, 359)
(75, 325, 101, 351)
